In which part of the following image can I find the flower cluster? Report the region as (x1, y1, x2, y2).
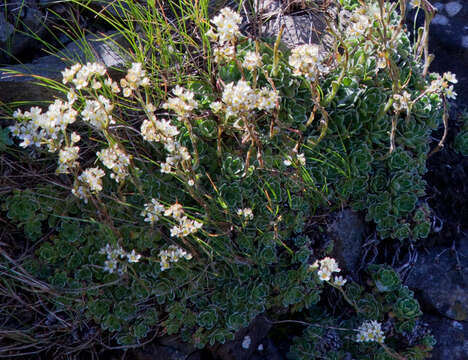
(81, 95, 115, 131)
(159, 245, 193, 271)
(311, 257, 341, 282)
(162, 85, 198, 120)
(214, 45, 235, 64)
(97, 144, 132, 183)
(237, 208, 254, 220)
(393, 91, 412, 113)
(427, 72, 458, 100)
(346, 12, 372, 38)
(140, 200, 203, 238)
(208, 7, 242, 45)
(166, 203, 203, 238)
(56, 133, 81, 174)
(10, 99, 78, 152)
(221, 80, 278, 118)
(289, 44, 329, 81)
(120, 62, 150, 97)
(141, 199, 165, 224)
(283, 152, 306, 167)
(62, 62, 106, 90)
(355, 320, 385, 344)
(99, 244, 142, 274)
(242, 51, 262, 71)
(72, 167, 105, 203)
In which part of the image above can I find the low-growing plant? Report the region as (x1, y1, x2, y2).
(1, 0, 457, 357)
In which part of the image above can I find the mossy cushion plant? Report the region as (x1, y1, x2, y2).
(1, 0, 455, 358)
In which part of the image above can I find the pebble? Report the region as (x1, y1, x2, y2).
(445, 2, 463, 17)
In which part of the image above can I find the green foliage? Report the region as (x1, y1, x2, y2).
(288, 265, 433, 360)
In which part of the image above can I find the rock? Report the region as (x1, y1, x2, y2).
(209, 316, 272, 360)
(249, 337, 284, 360)
(129, 335, 202, 360)
(0, 1, 48, 63)
(328, 209, 365, 274)
(261, 12, 327, 49)
(405, 240, 468, 321)
(0, 32, 130, 104)
(423, 314, 468, 360)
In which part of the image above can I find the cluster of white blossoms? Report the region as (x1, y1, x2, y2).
(81, 95, 115, 131)
(140, 200, 203, 238)
(141, 198, 166, 224)
(62, 62, 106, 90)
(166, 203, 203, 238)
(213, 45, 235, 64)
(355, 320, 385, 344)
(10, 98, 78, 152)
(158, 245, 193, 271)
(410, 0, 421, 8)
(346, 12, 372, 38)
(141, 87, 193, 174)
(99, 244, 142, 274)
(220, 80, 278, 119)
(120, 62, 150, 97)
(311, 257, 343, 283)
(289, 44, 330, 81)
(208, 7, 242, 45)
(56, 132, 81, 174)
(237, 207, 254, 220)
(283, 152, 306, 167)
(427, 72, 458, 100)
(242, 51, 263, 71)
(207, 7, 242, 64)
(162, 86, 198, 120)
(97, 144, 132, 183)
(393, 91, 412, 113)
(72, 167, 105, 203)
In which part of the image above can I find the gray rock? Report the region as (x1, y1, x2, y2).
(261, 13, 327, 49)
(0, 2, 47, 63)
(209, 316, 272, 360)
(328, 209, 365, 274)
(249, 337, 284, 360)
(405, 240, 468, 321)
(0, 32, 130, 104)
(424, 314, 468, 360)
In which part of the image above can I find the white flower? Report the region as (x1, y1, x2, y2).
(318, 269, 332, 281)
(333, 276, 347, 286)
(297, 153, 306, 166)
(355, 320, 385, 344)
(211, 7, 242, 45)
(158, 245, 192, 271)
(237, 208, 254, 220)
(77, 167, 105, 193)
(314, 257, 341, 282)
(104, 259, 118, 273)
(164, 203, 184, 220)
(443, 71, 457, 84)
(162, 86, 198, 119)
(289, 44, 329, 81)
(210, 101, 223, 113)
(97, 144, 132, 183)
(242, 51, 262, 71)
(444, 85, 457, 100)
(127, 250, 142, 263)
(141, 199, 165, 224)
